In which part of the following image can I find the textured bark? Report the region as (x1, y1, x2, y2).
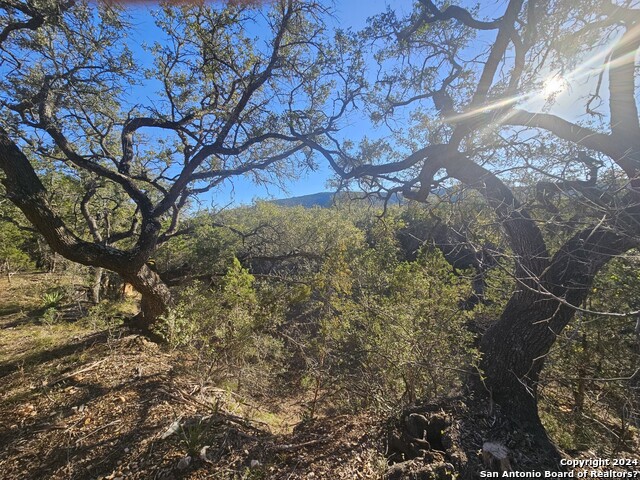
(479, 300, 566, 466)
(477, 226, 637, 467)
(123, 264, 173, 333)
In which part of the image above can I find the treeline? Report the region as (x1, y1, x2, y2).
(153, 201, 484, 413)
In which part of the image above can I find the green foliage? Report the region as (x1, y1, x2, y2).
(223, 257, 257, 308)
(41, 289, 65, 309)
(154, 203, 480, 414)
(180, 418, 209, 457)
(0, 227, 32, 274)
(41, 306, 62, 326)
(155, 295, 200, 350)
(81, 300, 126, 331)
(40, 287, 69, 326)
(156, 258, 284, 394)
(0, 201, 35, 276)
(155, 216, 238, 279)
(312, 247, 478, 412)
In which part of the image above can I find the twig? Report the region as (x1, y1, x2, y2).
(49, 359, 108, 386)
(269, 438, 328, 453)
(75, 419, 121, 444)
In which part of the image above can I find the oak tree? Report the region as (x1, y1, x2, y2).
(0, 0, 358, 332)
(313, 0, 640, 466)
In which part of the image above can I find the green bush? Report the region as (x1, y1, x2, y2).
(156, 258, 285, 395)
(312, 248, 478, 412)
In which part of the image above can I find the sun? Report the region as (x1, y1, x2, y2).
(542, 76, 567, 99)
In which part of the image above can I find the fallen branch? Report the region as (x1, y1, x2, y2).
(269, 438, 328, 453)
(75, 419, 122, 445)
(49, 359, 108, 386)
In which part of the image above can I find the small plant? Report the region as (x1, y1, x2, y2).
(180, 418, 208, 457)
(40, 289, 65, 325)
(81, 301, 125, 331)
(41, 306, 62, 326)
(236, 466, 268, 480)
(155, 304, 197, 349)
(41, 290, 64, 309)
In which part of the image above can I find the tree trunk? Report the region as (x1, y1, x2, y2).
(123, 264, 173, 336)
(3, 259, 11, 284)
(475, 226, 638, 469)
(478, 294, 567, 468)
(90, 267, 103, 304)
(1, 126, 171, 339)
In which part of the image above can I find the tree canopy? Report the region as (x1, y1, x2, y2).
(1, 0, 640, 472)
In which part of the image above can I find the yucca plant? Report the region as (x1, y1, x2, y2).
(41, 290, 64, 309)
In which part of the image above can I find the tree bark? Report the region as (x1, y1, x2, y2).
(123, 264, 173, 335)
(477, 227, 637, 468)
(90, 267, 103, 304)
(479, 297, 566, 466)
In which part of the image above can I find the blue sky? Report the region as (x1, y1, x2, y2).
(122, 0, 414, 207)
(120, 0, 607, 209)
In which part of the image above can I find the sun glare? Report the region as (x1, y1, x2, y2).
(542, 76, 567, 99)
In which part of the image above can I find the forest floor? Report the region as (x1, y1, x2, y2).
(2, 273, 638, 479)
(0, 273, 388, 480)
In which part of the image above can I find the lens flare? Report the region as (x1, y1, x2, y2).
(541, 76, 567, 99)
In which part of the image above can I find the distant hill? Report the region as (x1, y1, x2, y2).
(271, 192, 337, 208)
(270, 191, 405, 208)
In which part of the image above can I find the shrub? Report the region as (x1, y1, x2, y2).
(156, 258, 285, 395)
